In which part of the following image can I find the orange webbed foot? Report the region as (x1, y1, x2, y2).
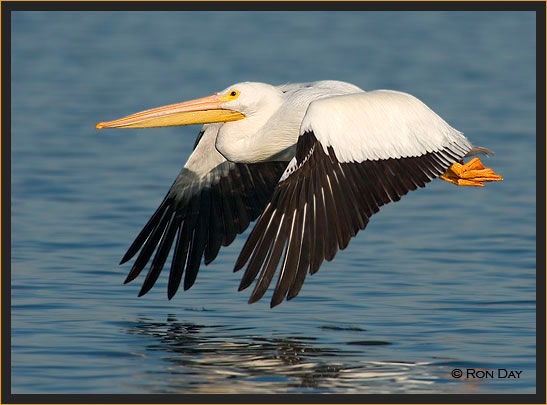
(440, 157, 503, 187)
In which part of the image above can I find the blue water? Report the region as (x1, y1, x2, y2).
(10, 11, 536, 394)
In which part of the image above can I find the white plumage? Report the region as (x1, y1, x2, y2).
(96, 80, 501, 307)
(301, 90, 472, 162)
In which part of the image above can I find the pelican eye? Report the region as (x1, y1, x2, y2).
(227, 90, 239, 99)
(220, 89, 240, 102)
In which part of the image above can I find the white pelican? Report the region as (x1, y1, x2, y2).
(97, 80, 502, 307)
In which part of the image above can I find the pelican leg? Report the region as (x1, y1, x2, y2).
(440, 157, 503, 187)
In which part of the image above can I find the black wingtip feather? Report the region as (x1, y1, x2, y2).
(237, 227, 274, 291)
(183, 191, 210, 291)
(137, 274, 154, 296)
(270, 184, 302, 307)
(120, 197, 171, 264)
(236, 183, 290, 287)
(204, 188, 223, 265)
(138, 212, 179, 297)
(124, 266, 139, 284)
(119, 254, 132, 266)
(249, 195, 294, 303)
(167, 219, 191, 299)
(233, 217, 264, 272)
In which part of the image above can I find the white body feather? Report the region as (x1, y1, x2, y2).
(301, 90, 471, 163)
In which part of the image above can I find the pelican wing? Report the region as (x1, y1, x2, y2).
(121, 124, 287, 298)
(235, 90, 473, 307)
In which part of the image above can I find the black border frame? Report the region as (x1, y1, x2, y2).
(1, 2, 545, 404)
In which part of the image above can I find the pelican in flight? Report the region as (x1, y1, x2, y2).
(97, 80, 502, 307)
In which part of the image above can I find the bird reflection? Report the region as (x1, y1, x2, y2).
(123, 316, 444, 393)
(125, 316, 346, 392)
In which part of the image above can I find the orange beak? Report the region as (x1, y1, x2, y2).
(96, 94, 245, 129)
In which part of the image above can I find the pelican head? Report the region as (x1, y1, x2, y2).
(96, 82, 281, 130)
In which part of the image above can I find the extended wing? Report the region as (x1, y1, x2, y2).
(121, 123, 287, 298)
(234, 90, 473, 307)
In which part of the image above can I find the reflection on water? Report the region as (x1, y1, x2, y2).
(124, 316, 443, 393)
